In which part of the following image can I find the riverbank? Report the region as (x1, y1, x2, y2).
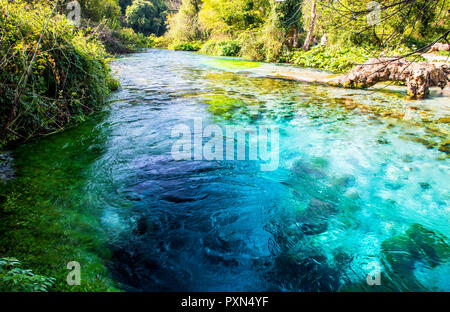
(0, 0, 129, 292)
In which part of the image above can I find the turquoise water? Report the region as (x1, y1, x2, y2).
(10, 49, 450, 291)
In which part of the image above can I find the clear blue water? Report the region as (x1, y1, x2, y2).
(13, 49, 450, 291)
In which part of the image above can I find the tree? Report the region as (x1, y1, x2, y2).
(119, 0, 133, 13)
(321, 0, 450, 54)
(78, 0, 121, 22)
(302, 0, 316, 51)
(125, 0, 168, 36)
(166, 0, 204, 42)
(166, 0, 183, 12)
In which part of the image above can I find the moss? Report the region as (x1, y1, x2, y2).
(205, 58, 261, 70)
(203, 94, 246, 118)
(379, 223, 450, 290)
(438, 140, 450, 154)
(0, 115, 120, 292)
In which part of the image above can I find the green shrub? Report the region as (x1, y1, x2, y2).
(171, 41, 202, 51)
(0, 258, 55, 292)
(112, 27, 149, 50)
(148, 34, 170, 48)
(125, 0, 167, 36)
(78, 0, 121, 22)
(200, 39, 241, 57)
(287, 46, 370, 73)
(0, 0, 117, 147)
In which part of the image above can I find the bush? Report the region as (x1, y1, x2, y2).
(287, 46, 370, 73)
(200, 39, 241, 57)
(171, 41, 202, 51)
(0, 258, 55, 292)
(0, 0, 117, 146)
(78, 0, 121, 22)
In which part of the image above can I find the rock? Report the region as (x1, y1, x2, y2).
(419, 182, 432, 190)
(408, 136, 438, 149)
(438, 140, 450, 154)
(330, 58, 450, 99)
(379, 223, 450, 291)
(291, 160, 326, 179)
(377, 138, 391, 145)
(305, 198, 337, 219)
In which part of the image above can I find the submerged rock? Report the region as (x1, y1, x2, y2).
(305, 198, 338, 219)
(381, 223, 450, 290)
(270, 253, 342, 291)
(292, 198, 338, 236)
(438, 140, 450, 154)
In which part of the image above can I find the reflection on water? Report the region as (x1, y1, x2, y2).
(13, 49, 450, 291)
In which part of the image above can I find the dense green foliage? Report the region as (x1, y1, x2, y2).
(285, 46, 370, 73)
(164, 0, 449, 68)
(78, 0, 122, 22)
(0, 0, 118, 146)
(125, 0, 168, 36)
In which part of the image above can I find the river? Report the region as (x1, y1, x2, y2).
(8, 49, 450, 291)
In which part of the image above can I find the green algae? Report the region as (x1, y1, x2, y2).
(205, 58, 261, 70)
(0, 114, 120, 292)
(203, 94, 246, 119)
(343, 224, 450, 292)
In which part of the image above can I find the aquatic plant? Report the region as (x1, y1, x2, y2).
(203, 94, 245, 119)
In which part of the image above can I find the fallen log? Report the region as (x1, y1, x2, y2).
(429, 42, 450, 52)
(329, 58, 450, 99)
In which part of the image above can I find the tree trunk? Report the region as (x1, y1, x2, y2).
(330, 58, 450, 99)
(303, 0, 317, 51)
(293, 25, 299, 48)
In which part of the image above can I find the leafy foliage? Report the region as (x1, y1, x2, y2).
(125, 0, 168, 36)
(78, 0, 122, 22)
(287, 46, 370, 73)
(0, 258, 55, 292)
(166, 0, 204, 43)
(172, 41, 202, 51)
